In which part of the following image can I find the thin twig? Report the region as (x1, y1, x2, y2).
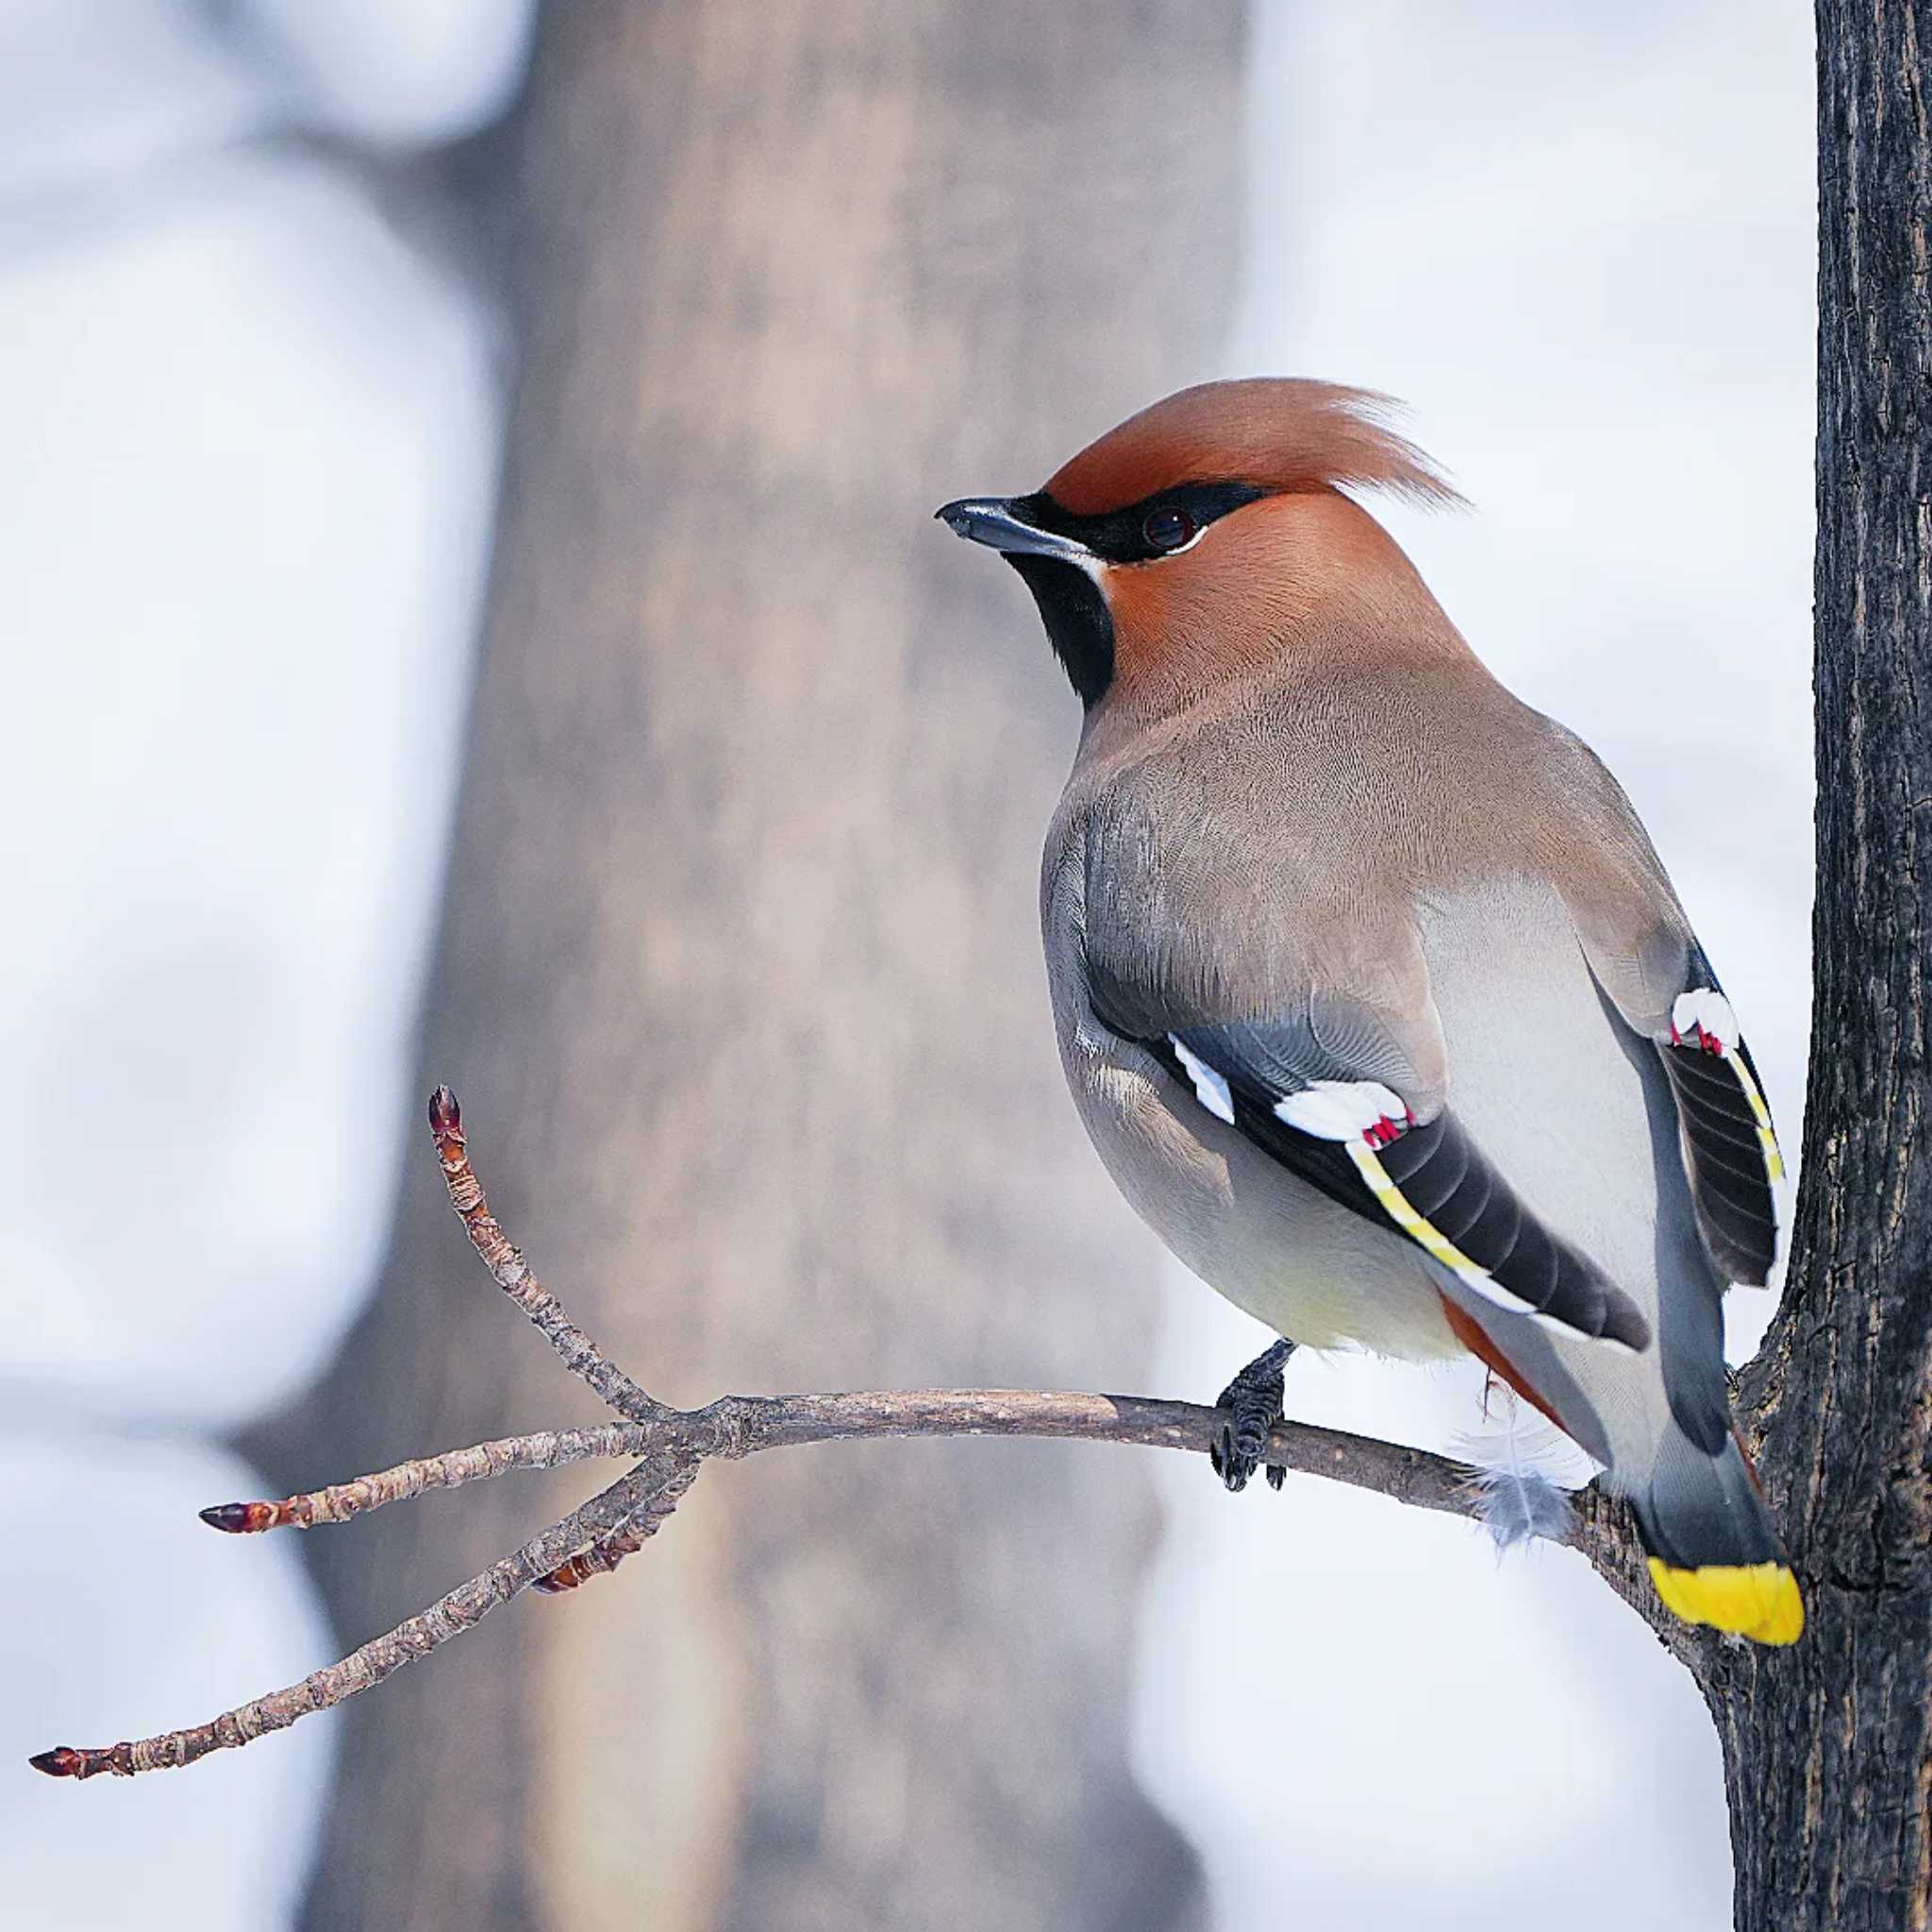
(197, 1423, 656, 1534)
(191, 1396, 1484, 1543)
(30, 1088, 1647, 1781)
(532, 1391, 1503, 1589)
(29, 1456, 696, 1780)
(34, 1398, 1514, 1774)
(695, 1388, 1485, 1509)
(427, 1086, 664, 1423)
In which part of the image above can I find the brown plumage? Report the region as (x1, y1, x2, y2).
(1092, 489, 1463, 724)
(1044, 377, 1466, 516)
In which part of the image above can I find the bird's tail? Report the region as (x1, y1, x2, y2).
(1626, 1419, 1803, 1645)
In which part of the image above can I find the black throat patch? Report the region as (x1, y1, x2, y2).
(1005, 553, 1114, 708)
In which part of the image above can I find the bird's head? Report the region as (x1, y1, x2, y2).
(937, 378, 1463, 715)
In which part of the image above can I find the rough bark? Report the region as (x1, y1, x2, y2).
(1704, 8, 1932, 1927)
(248, 5, 1243, 1930)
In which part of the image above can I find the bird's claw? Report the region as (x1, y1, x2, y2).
(1209, 1339, 1294, 1493)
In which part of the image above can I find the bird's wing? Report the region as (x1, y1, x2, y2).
(1578, 934, 1785, 1287)
(1537, 728, 1786, 1287)
(1084, 955, 1652, 1353)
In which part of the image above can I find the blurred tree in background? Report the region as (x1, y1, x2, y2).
(253, 5, 1244, 1927)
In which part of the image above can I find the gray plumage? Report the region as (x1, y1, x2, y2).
(940, 377, 1796, 1630)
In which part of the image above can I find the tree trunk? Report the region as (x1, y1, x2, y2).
(1707, 7, 1932, 1926)
(251, 5, 1241, 1929)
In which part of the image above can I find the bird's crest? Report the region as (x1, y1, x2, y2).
(1044, 378, 1464, 517)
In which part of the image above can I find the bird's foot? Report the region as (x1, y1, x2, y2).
(1209, 1339, 1295, 1492)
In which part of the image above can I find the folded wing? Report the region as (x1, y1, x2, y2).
(1091, 974, 1652, 1352)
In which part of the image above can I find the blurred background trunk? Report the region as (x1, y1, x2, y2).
(250, 4, 1244, 1928)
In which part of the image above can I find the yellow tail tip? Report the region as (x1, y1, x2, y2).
(1646, 1557, 1805, 1644)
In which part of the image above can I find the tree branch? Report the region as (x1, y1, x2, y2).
(194, 1422, 656, 1535)
(29, 1456, 696, 1780)
(29, 1089, 1655, 1780)
(426, 1085, 666, 1424)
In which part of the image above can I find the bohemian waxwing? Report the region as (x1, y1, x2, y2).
(938, 378, 1801, 1644)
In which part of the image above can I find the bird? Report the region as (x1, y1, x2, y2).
(936, 378, 1801, 1644)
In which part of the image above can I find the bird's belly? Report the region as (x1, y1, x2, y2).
(1062, 1028, 1461, 1361)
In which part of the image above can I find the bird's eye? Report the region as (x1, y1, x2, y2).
(1141, 506, 1196, 552)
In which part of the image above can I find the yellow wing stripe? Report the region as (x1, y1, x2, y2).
(1720, 1044, 1787, 1185)
(1647, 1557, 1804, 1644)
(1345, 1140, 1506, 1298)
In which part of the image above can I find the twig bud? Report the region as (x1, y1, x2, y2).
(28, 1743, 132, 1778)
(199, 1501, 282, 1534)
(533, 1557, 586, 1594)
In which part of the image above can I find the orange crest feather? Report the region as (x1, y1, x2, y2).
(1044, 378, 1463, 516)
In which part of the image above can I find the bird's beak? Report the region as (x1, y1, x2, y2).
(935, 496, 1091, 564)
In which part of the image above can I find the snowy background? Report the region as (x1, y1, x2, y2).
(2, 1, 528, 1922)
(3, 4, 1811, 1927)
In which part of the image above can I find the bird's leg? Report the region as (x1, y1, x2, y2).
(1209, 1338, 1295, 1492)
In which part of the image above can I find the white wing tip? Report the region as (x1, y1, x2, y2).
(1169, 1037, 1236, 1125)
(1274, 1078, 1407, 1141)
(1673, 989, 1740, 1051)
